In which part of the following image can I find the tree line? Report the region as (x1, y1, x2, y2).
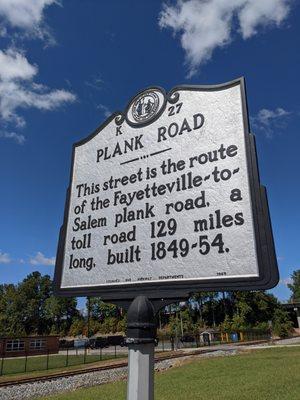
(0, 270, 299, 338)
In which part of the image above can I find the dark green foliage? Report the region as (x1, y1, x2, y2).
(44, 295, 79, 335)
(84, 297, 126, 335)
(0, 272, 78, 337)
(0, 284, 26, 337)
(0, 273, 294, 338)
(288, 269, 300, 302)
(272, 308, 294, 338)
(189, 290, 285, 334)
(88, 297, 120, 321)
(68, 318, 85, 337)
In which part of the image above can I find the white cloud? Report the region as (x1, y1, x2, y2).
(0, 3, 77, 143)
(0, 251, 11, 264)
(29, 251, 55, 266)
(85, 75, 105, 91)
(0, 24, 7, 36)
(256, 107, 290, 125)
(0, 0, 58, 35)
(238, 0, 291, 38)
(0, 48, 76, 134)
(0, 130, 25, 144)
(252, 107, 291, 137)
(0, 48, 37, 81)
(97, 103, 111, 118)
(159, 0, 291, 76)
(280, 277, 292, 286)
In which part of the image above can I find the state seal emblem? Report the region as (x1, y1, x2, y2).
(125, 87, 166, 127)
(132, 91, 160, 123)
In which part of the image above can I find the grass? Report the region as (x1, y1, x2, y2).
(0, 353, 127, 379)
(37, 347, 300, 400)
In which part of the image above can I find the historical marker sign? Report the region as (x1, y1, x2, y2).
(54, 78, 279, 300)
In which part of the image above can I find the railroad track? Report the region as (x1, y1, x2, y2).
(0, 348, 219, 388)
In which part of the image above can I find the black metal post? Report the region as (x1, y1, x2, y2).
(0, 356, 3, 376)
(66, 348, 69, 367)
(126, 295, 157, 400)
(175, 309, 178, 350)
(24, 352, 28, 372)
(84, 346, 87, 364)
(87, 296, 91, 339)
(46, 350, 49, 370)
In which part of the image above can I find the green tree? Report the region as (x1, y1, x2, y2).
(88, 297, 119, 321)
(117, 316, 127, 333)
(44, 296, 78, 335)
(288, 270, 300, 302)
(0, 272, 78, 336)
(272, 308, 293, 338)
(168, 315, 181, 336)
(231, 314, 247, 331)
(18, 272, 52, 334)
(229, 291, 280, 328)
(69, 318, 85, 337)
(221, 315, 232, 332)
(192, 292, 219, 324)
(84, 297, 126, 335)
(0, 284, 26, 337)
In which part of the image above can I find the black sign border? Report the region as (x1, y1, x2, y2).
(53, 77, 279, 301)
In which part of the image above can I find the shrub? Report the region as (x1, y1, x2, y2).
(272, 309, 293, 338)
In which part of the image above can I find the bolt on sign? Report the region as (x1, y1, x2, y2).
(54, 78, 279, 300)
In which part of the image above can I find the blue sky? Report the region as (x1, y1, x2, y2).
(0, 0, 299, 302)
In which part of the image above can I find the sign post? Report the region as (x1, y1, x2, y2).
(126, 296, 156, 400)
(54, 77, 279, 398)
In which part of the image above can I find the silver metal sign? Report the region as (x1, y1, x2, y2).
(54, 78, 278, 300)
